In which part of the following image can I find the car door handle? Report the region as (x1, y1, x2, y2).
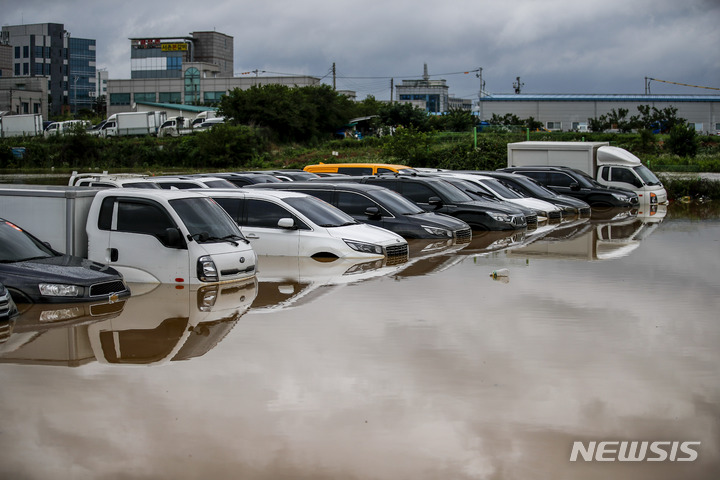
(245, 233, 259, 239)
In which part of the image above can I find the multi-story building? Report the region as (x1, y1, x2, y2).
(107, 30, 319, 116)
(396, 64, 449, 114)
(1, 22, 96, 116)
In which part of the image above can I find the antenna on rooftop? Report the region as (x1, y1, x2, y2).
(513, 76, 524, 94)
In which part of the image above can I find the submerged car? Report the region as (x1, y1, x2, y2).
(0, 219, 131, 304)
(198, 189, 410, 262)
(246, 181, 472, 242)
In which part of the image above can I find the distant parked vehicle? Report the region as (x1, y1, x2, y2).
(431, 172, 563, 221)
(198, 172, 283, 187)
(69, 171, 162, 189)
(247, 181, 472, 241)
(500, 166, 639, 208)
(466, 171, 591, 216)
(44, 120, 91, 138)
(0, 113, 44, 138)
(199, 188, 410, 262)
(303, 163, 416, 176)
(318, 174, 528, 231)
(148, 175, 238, 189)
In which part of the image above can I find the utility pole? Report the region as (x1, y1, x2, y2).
(390, 78, 394, 103)
(332, 62, 336, 90)
(476, 67, 484, 120)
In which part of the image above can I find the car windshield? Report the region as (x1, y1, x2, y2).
(282, 196, 359, 227)
(569, 169, 599, 188)
(633, 165, 662, 185)
(431, 179, 476, 203)
(478, 178, 524, 199)
(203, 179, 237, 188)
(169, 197, 245, 243)
(370, 189, 426, 215)
(0, 220, 56, 262)
(506, 176, 558, 197)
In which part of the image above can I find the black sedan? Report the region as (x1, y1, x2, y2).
(0, 219, 131, 304)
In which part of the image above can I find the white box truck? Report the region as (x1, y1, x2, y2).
(507, 141, 667, 204)
(157, 116, 194, 137)
(96, 111, 161, 137)
(0, 113, 44, 137)
(0, 185, 257, 285)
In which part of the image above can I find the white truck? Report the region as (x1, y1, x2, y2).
(507, 141, 667, 204)
(157, 116, 194, 137)
(95, 111, 163, 137)
(43, 120, 91, 137)
(0, 185, 257, 285)
(0, 113, 44, 137)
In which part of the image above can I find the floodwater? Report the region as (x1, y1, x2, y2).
(1, 203, 719, 480)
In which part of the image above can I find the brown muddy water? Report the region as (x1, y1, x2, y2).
(1, 202, 719, 480)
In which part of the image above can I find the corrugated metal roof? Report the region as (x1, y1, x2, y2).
(480, 94, 720, 102)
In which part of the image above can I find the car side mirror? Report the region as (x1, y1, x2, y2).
(428, 196, 442, 206)
(364, 206, 381, 218)
(277, 218, 296, 229)
(569, 183, 580, 191)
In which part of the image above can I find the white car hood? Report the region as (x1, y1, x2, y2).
(325, 223, 406, 247)
(509, 198, 561, 213)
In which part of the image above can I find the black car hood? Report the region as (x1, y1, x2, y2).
(0, 254, 124, 285)
(412, 212, 470, 229)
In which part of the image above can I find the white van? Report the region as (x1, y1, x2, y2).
(198, 189, 409, 261)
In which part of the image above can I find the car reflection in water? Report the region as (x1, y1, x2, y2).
(252, 255, 408, 313)
(508, 205, 665, 261)
(0, 297, 126, 367)
(88, 279, 257, 365)
(0, 278, 257, 367)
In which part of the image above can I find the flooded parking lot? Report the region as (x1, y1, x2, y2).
(1, 202, 719, 479)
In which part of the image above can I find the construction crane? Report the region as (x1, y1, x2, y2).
(645, 77, 720, 94)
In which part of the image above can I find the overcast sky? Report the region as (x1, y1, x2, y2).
(4, 0, 719, 101)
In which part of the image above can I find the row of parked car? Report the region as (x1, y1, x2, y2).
(0, 163, 628, 309)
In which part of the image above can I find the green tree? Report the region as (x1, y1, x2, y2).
(665, 123, 699, 157)
(377, 102, 430, 131)
(218, 84, 354, 143)
(636, 105, 684, 133)
(442, 107, 476, 132)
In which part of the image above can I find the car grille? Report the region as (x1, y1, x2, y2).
(578, 206, 591, 215)
(523, 214, 537, 225)
(455, 228, 472, 244)
(548, 210, 562, 219)
(385, 243, 409, 265)
(90, 280, 128, 297)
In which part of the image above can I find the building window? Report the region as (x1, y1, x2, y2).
(14, 46, 20, 59)
(23, 46, 29, 58)
(184, 67, 200, 103)
(159, 92, 182, 103)
(134, 92, 156, 102)
(203, 91, 225, 103)
(22, 63, 29, 75)
(167, 56, 182, 70)
(547, 121, 562, 131)
(14, 63, 20, 76)
(110, 93, 131, 105)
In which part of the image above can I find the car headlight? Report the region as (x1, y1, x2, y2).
(421, 225, 452, 237)
(197, 255, 218, 282)
(38, 283, 83, 297)
(489, 213, 512, 223)
(649, 192, 657, 204)
(611, 194, 629, 202)
(344, 239, 383, 255)
(563, 206, 578, 213)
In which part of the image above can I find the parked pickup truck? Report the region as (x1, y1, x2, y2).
(507, 141, 667, 204)
(0, 186, 257, 285)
